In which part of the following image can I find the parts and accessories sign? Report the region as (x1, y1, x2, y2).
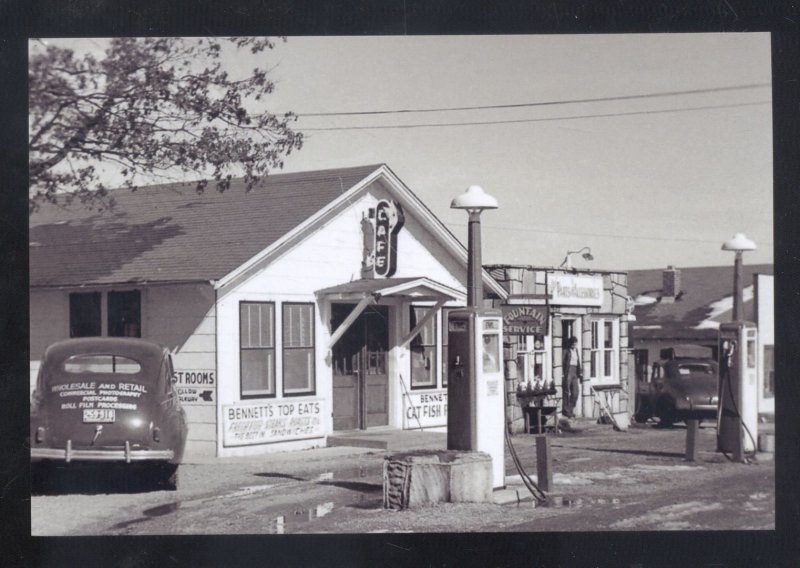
(223, 399, 324, 446)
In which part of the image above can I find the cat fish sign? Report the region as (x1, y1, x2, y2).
(372, 200, 405, 278)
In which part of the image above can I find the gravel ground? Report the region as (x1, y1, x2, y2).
(30, 420, 775, 535)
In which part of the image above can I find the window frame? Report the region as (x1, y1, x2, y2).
(589, 317, 619, 384)
(239, 301, 277, 399)
(441, 308, 455, 388)
(516, 333, 549, 384)
(107, 289, 142, 338)
(409, 305, 438, 390)
(69, 291, 102, 338)
(282, 302, 317, 397)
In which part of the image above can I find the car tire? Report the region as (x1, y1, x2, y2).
(146, 463, 179, 491)
(160, 463, 179, 491)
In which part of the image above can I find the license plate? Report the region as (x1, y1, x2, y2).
(83, 409, 115, 423)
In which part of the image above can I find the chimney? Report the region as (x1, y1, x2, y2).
(661, 266, 681, 303)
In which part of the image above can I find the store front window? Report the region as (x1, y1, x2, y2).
(410, 305, 437, 389)
(516, 334, 548, 384)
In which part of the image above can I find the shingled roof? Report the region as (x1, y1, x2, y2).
(30, 165, 383, 287)
(627, 264, 773, 339)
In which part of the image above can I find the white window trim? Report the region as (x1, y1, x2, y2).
(517, 333, 551, 385)
(409, 304, 438, 390)
(590, 317, 620, 385)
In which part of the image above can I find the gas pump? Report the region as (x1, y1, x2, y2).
(446, 307, 505, 488)
(717, 321, 759, 460)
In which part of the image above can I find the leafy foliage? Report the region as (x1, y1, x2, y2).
(29, 37, 303, 212)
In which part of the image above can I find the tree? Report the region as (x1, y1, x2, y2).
(28, 37, 303, 213)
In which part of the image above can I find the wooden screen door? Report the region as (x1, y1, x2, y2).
(332, 304, 389, 430)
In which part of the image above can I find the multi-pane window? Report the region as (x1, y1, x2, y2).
(108, 290, 141, 337)
(283, 303, 315, 395)
(516, 334, 548, 384)
(240, 302, 275, 398)
(603, 321, 614, 376)
(590, 319, 618, 383)
(69, 292, 101, 337)
(410, 306, 437, 389)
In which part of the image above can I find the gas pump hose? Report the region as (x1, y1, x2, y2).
(720, 368, 759, 463)
(504, 415, 547, 503)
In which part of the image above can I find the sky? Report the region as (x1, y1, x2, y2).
(37, 34, 774, 271)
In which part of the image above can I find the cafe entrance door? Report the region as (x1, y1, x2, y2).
(331, 304, 389, 430)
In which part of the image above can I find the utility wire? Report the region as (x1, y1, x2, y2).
(297, 83, 770, 117)
(445, 221, 773, 247)
(300, 100, 771, 132)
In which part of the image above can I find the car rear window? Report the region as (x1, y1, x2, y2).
(677, 363, 715, 376)
(63, 354, 142, 374)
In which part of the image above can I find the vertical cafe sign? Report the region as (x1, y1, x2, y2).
(374, 200, 405, 277)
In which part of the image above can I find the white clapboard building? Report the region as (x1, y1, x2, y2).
(29, 164, 508, 458)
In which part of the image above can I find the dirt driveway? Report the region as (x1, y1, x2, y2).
(30, 420, 774, 535)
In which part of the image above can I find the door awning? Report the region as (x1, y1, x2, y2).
(316, 277, 466, 350)
(315, 277, 466, 304)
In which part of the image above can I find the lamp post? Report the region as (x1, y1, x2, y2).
(560, 246, 594, 270)
(449, 185, 505, 489)
(451, 185, 499, 307)
(721, 233, 757, 321)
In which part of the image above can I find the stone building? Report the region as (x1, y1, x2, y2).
(486, 265, 633, 432)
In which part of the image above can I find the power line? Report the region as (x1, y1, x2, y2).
(297, 83, 770, 117)
(300, 100, 771, 132)
(445, 221, 773, 247)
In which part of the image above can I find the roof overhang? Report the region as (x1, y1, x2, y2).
(315, 276, 466, 304)
(215, 164, 509, 301)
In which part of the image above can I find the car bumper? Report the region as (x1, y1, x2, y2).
(31, 440, 174, 463)
(675, 402, 717, 418)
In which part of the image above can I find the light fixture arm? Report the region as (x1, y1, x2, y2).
(560, 246, 594, 269)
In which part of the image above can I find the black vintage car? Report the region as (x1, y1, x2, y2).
(635, 345, 719, 426)
(30, 337, 188, 489)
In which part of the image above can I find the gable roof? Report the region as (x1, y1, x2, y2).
(30, 165, 383, 287)
(29, 164, 508, 300)
(627, 264, 773, 337)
